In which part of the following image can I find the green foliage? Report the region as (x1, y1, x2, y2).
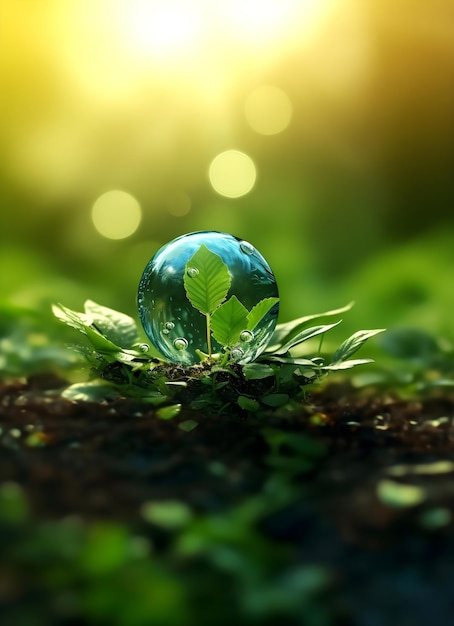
(247, 297, 280, 331)
(48, 245, 383, 413)
(183, 245, 279, 357)
(211, 296, 248, 346)
(141, 501, 193, 529)
(52, 301, 153, 363)
(269, 321, 342, 356)
(156, 404, 182, 420)
(351, 326, 454, 394)
(0, 429, 333, 626)
(330, 328, 386, 366)
(61, 381, 122, 402)
(52, 298, 383, 414)
(84, 300, 139, 348)
(377, 479, 426, 508)
(0, 302, 78, 377)
(242, 363, 275, 380)
(237, 395, 260, 411)
(0, 482, 29, 523)
(268, 302, 354, 348)
(183, 244, 231, 315)
(0, 496, 189, 626)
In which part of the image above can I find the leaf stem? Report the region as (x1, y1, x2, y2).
(206, 313, 212, 359)
(318, 333, 325, 356)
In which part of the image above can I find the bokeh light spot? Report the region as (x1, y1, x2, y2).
(91, 190, 142, 240)
(209, 150, 257, 198)
(245, 85, 293, 135)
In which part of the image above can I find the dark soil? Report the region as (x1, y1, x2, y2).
(2, 373, 454, 625)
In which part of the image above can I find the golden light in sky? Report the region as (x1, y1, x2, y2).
(0, 0, 354, 203)
(51, 0, 334, 98)
(120, 0, 203, 59)
(218, 0, 323, 46)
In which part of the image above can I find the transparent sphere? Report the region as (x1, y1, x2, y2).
(138, 231, 279, 365)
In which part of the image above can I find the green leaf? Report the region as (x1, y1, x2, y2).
(156, 404, 182, 419)
(183, 244, 231, 315)
(422, 378, 454, 389)
(387, 460, 454, 477)
(211, 296, 248, 346)
(237, 396, 260, 411)
(178, 419, 199, 432)
(84, 326, 123, 354)
(377, 479, 426, 508)
(0, 482, 29, 523)
(272, 321, 342, 355)
(141, 500, 192, 529)
(322, 359, 374, 371)
(247, 297, 279, 330)
(53, 302, 139, 355)
(61, 382, 121, 402)
(269, 302, 354, 350)
(330, 328, 386, 365)
(80, 523, 129, 575)
(419, 508, 452, 529)
(84, 300, 139, 348)
(379, 327, 440, 361)
(52, 303, 90, 334)
(115, 347, 160, 364)
(261, 393, 290, 407)
(242, 363, 275, 380)
(260, 355, 315, 366)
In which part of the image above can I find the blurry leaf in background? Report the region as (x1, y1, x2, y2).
(380, 328, 441, 363)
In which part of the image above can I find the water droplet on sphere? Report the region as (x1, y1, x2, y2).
(137, 231, 279, 365)
(231, 347, 244, 361)
(240, 330, 253, 343)
(139, 343, 150, 352)
(174, 337, 188, 351)
(186, 267, 199, 278)
(240, 240, 254, 255)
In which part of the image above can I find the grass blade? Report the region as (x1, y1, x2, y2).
(330, 329, 386, 365)
(268, 302, 353, 350)
(270, 321, 342, 355)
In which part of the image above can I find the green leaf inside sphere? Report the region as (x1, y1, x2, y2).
(183, 244, 231, 315)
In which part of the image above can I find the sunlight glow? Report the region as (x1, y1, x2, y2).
(244, 85, 293, 135)
(91, 190, 142, 239)
(119, 0, 203, 59)
(54, 0, 334, 102)
(209, 151, 257, 198)
(2, 0, 337, 200)
(220, 0, 320, 46)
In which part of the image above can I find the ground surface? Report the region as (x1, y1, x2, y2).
(1, 374, 454, 625)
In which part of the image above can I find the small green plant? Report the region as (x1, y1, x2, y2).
(53, 290, 384, 414)
(183, 244, 278, 360)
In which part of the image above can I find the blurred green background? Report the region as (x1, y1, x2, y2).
(1, 0, 454, 354)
